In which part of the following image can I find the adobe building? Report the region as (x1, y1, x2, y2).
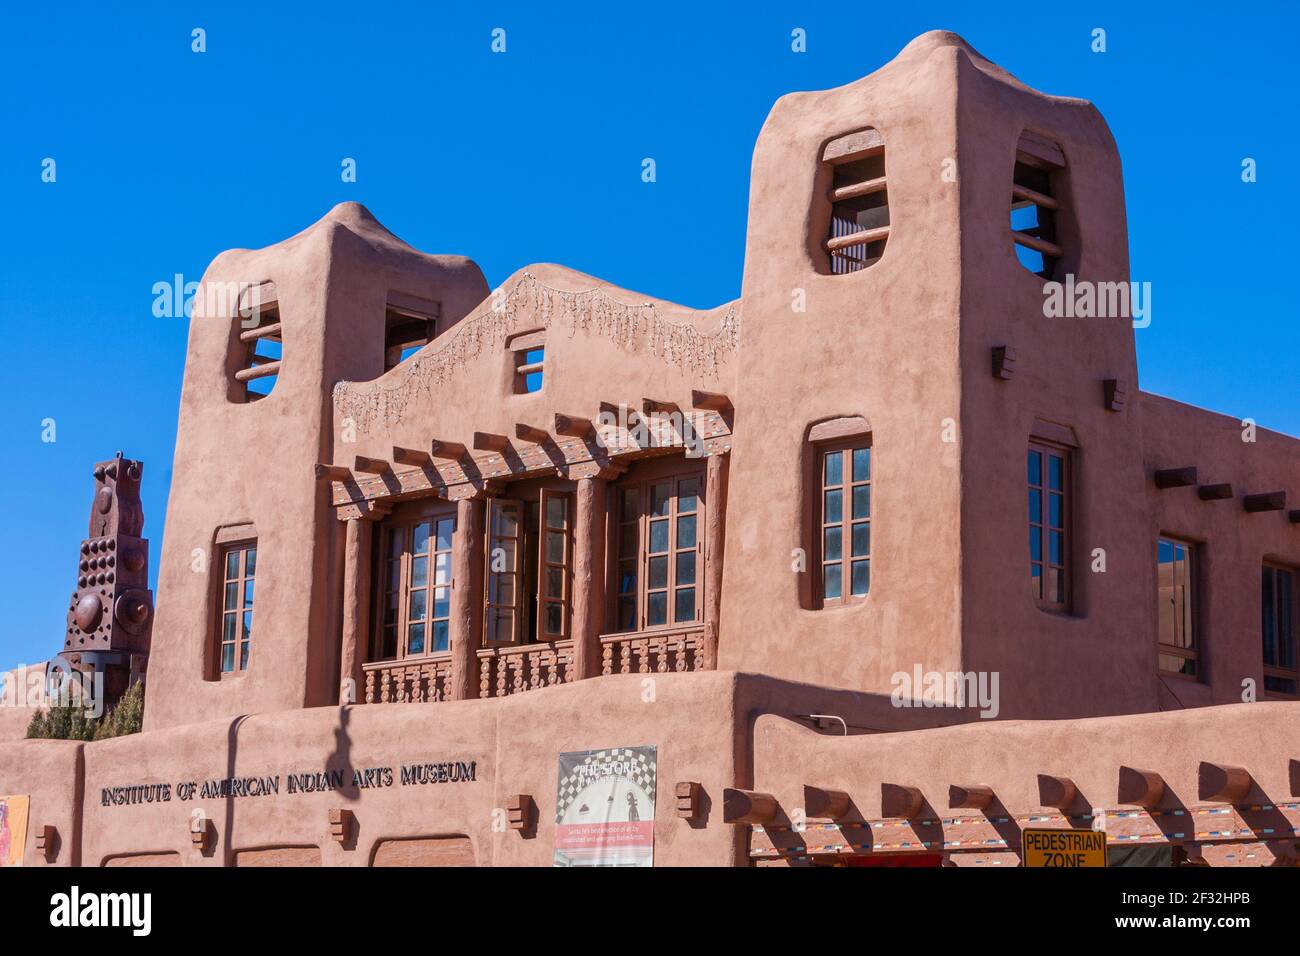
(2, 31, 1298, 868)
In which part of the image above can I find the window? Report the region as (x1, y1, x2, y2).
(508, 330, 545, 393)
(375, 513, 454, 660)
(1028, 442, 1069, 609)
(612, 473, 704, 631)
(822, 128, 889, 274)
(1157, 537, 1198, 678)
(817, 444, 871, 604)
(384, 293, 439, 370)
(1262, 564, 1297, 696)
(218, 543, 257, 674)
(485, 490, 572, 644)
(1010, 132, 1065, 278)
(233, 282, 281, 401)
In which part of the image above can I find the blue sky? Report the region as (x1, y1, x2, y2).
(2, 2, 1297, 670)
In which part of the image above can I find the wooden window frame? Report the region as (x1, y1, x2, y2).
(1028, 440, 1071, 612)
(508, 329, 546, 394)
(821, 128, 889, 275)
(372, 506, 456, 663)
(1262, 562, 1298, 698)
(216, 540, 257, 677)
(1010, 132, 1065, 279)
(608, 464, 706, 634)
(383, 295, 439, 371)
(1156, 536, 1200, 680)
(484, 490, 573, 646)
(813, 439, 872, 608)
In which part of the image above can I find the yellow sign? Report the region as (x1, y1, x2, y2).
(1022, 828, 1106, 867)
(0, 794, 30, 867)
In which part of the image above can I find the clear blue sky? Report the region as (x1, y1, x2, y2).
(2, 2, 1297, 670)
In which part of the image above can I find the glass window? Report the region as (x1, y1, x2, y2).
(1028, 442, 1068, 609)
(219, 543, 256, 674)
(818, 443, 871, 605)
(1157, 537, 1198, 678)
(374, 512, 455, 660)
(611, 471, 705, 632)
(1263, 564, 1298, 696)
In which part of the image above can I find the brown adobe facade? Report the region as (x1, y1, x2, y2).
(2, 31, 1298, 868)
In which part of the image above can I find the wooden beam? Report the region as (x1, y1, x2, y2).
(391, 445, 432, 467)
(472, 432, 510, 452)
(1199, 762, 1252, 804)
(825, 225, 890, 253)
(429, 440, 467, 460)
(1198, 483, 1234, 501)
(353, 456, 389, 474)
(829, 175, 888, 204)
(314, 463, 351, 482)
(1244, 491, 1286, 513)
(1037, 774, 1077, 809)
(803, 785, 851, 821)
(554, 413, 595, 438)
(642, 398, 679, 416)
(723, 788, 778, 825)
(1103, 378, 1127, 413)
(675, 781, 703, 821)
(1118, 766, 1166, 808)
(234, 361, 281, 383)
(238, 322, 282, 343)
(948, 784, 994, 811)
(514, 423, 551, 445)
(1012, 230, 1063, 259)
(880, 783, 923, 820)
(1011, 182, 1060, 211)
(992, 345, 1017, 381)
(690, 389, 733, 414)
(1154, 466, 1198, 489)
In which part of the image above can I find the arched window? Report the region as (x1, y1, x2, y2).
(805, 417, 872, 608)
(232, 281, 281, 401)
(822, 128, 890, 274)
(1010, 131, 1065, 278)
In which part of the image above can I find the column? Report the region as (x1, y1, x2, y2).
(449, 495, 485, 700)
(339, 516, 373, 705)
(570, 476, 608, 681)
(702, 451, 729, 670)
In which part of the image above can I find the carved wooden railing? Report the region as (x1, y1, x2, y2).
(363, 655, 453, 703)
(600, 627, 707, 675)
(478, 640, 574, 699)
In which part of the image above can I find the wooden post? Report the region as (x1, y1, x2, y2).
(723, 788, 778, 824)
(1199, 762, 1252, 803)
(339, 517, 373, 704)
(948, 784, 994, 810)
(1117, 766, 1166, 808)
(571, 476, 607, 681)
(803, 785, 851, 821)
(702, 451, 729, 670)
(1037, 774, 1078, 809)
(449, 496, 485, 700)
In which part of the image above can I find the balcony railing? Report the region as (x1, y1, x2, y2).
(478, 640, 573, 699)
(600, 627, 707, 675)
(363, 655, 453, 704)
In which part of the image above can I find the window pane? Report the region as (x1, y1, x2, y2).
(649, 519, 669, 554)
(413, 521, 431, 554)
(619, 524, 637, 556)
(242, 610, 253, 640)
(434, 552, 451, 586)
(545, 496, 565, 529)
(433, 587, 450, 621)
(851, 522, 870, 558)
(674, 587, 696, 622)
(1048, 454, 1063, 491)
(225, 550, 240, 579)
(411, 555, 428, 588)
(648, 556, 668, 589)
(852, 447, 871, 482)
(677, 514, 697, 549)
(620, 488, 639, 521)
(224, 582, 239, 610)
(239, 641, 250, 669)
(1280, 570, 1295, 667)
(1049, 493, 1063, 528)
(407, 622, 425, 655)
(409, 589, 427, 622)
(1029, 528, 1041, 562)
(223, 613, 236, 644)
(678, 478, 700, 513)
(1049, 530, 1063, 565)
(546, 531, 565, 564)
(850, 559, 870, 596)
(493, 506, 517, 536)
(647, 592, 667, 626)
(1262, 567, 1277, 663)
(245, 548, 256, 577)
(431, 620, 449, 653)
(618, 561, 636, 594)
(1028, 489, 1041, 524)
(389, 530, 404, 557)
(221, 642, 235, 673)
(824, 451, 843, 486)
(436, 519, 453, 552)
(824, 489, 843, 524)
(1031, 563, 1042, 599)
(1027, 450, 1041, 486)
(676, 552, 696, 586)
(617, 597, 637, 631)
(545, 566, 564, 599)
(650, 483, 671, 517)
(544, 602, 563, 636)
(243, 579, 254, 607)
(852, 485, 870, 519)
(823, 565, 842, 600)
(823, 527, 842, 562)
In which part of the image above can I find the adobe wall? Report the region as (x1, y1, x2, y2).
(721, 33, 966, 691)
(0, 739, 82, 867)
